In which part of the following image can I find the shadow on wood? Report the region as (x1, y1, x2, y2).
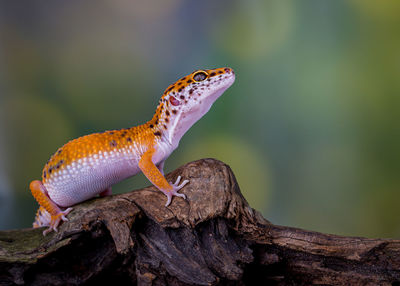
(0, 159, 399, 285)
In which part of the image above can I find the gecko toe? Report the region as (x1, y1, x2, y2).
(165, 194, 172, 207)
(178, 180, 189, 189)
(175, 193, 186, 199)
(173, 176, 182, 185)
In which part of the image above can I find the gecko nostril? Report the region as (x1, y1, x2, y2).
(224, 68, 232, 74)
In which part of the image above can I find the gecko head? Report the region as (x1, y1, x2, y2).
(153, 67, 235, 145)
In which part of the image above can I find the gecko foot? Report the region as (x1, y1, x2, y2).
(164, 176, 189, 207)
(42, 207, 73, 236)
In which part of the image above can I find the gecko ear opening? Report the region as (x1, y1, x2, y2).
(169, 96, 181, 106)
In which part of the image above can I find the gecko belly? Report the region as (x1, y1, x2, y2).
(44, 152, 140, 207)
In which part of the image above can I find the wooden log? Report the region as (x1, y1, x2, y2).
(0, 159, 399, 285)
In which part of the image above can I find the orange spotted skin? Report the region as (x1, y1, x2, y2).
(42, 125, 154, 183)
(139, 145, 172, 191)
(161, 68, 227, 97)
(30, 67, 235, 235)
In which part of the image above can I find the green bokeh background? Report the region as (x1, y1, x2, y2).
(1, 0, 399, 238)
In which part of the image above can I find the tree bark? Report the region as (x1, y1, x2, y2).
(0, 158, 399, 286)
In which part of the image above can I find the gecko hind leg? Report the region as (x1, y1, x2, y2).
(30, 180, 73, 235)
(99, 187, 112, 197)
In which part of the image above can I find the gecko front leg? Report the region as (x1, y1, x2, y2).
(139, 147, 189, 206)
(157, 160, 165, 176)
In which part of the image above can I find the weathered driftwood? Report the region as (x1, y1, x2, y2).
(0, 159, 399, 285)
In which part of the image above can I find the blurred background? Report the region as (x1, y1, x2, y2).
(0, 0, 399, 238)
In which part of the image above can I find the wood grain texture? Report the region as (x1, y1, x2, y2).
(0, 159, 399, 285)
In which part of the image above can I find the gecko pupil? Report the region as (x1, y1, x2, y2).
(193, 71, 208, 82)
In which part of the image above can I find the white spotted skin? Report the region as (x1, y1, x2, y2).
(151, 137, 175, 166)
(43, 137, 174, 207)
(44, 148, 142, 207)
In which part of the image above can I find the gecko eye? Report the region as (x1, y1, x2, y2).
(193, 71, 208, 82)
(169, 95, 180, 106)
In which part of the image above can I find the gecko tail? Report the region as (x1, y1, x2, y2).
(33, 206, 51, 228)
